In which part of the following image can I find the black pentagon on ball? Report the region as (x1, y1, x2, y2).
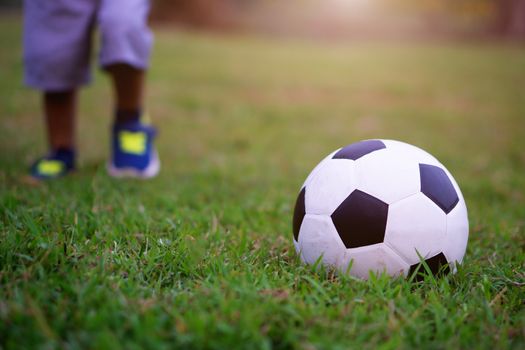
(331, 190, 388, 249)
(332, 140, 386, 160)
(292, 187, 306, 241)
(419, 164, 459, 214)
(408, 252, 450, 281)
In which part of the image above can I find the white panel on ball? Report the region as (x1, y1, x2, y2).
(385, 193, 447, 264)
(382, 140, 442, 167)
(355, 148, 420, 204)
(297, 214, 347, 267)
(301, 149, 340, 189)
(304, 159, 357, 215)
(444, 200, 469, 266)
(342, 244, 408, 279)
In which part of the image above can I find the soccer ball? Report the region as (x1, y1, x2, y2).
(292, 139, 468, 280)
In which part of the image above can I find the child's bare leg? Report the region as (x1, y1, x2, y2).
(44, 90, 76, 150)
(105, 62, 159, 178)
(106, 63, 145, 123)
(29, 90, 76, 179)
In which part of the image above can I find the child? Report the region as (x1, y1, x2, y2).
(23, 0, 160, 179)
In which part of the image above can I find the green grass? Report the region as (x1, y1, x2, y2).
(1, 16, 525, 349)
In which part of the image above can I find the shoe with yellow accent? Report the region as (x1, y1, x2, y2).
(29, 148, 75, 180)
(107, 120, 160, 178)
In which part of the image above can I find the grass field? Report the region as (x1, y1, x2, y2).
(1, 16, 525, 349)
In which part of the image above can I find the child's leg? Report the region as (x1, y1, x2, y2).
(23, 0, 97, 178)
(98, 0, 153, 124)
(105, 64, 145, 123)
(99, 0, 159, 178)
(105, 63, 159, 178)
(44, 90, 77, 151)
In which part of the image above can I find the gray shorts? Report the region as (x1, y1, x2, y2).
(23, 0, 153, 91)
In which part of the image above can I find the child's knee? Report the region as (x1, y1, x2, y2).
(98, 12, 153, 69)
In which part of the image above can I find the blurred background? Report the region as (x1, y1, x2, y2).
(1, 0, 525, 41)
(149, 0, 525, 41)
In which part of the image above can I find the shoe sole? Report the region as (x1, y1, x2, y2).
(106, 150, 160, 179)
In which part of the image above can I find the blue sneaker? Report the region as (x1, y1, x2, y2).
(30, 148, 75, 180)
(107, 119, 160, 179)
